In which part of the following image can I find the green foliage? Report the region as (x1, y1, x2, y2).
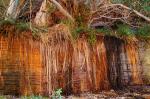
(0, 19, 16, 26)
(144, 6, 150, 12)
(87, 29, 97, 45)
(142, 0, 150, 11)
(71, 26, 85, 39)
(16, 22, 30, 32)
(111, 0, 150, 16)
(0, 19, 47, 39)
(60, 19, 74, 29)
(31, 29, 41, 40)
(96, 28, 112, 35)
(137, 25, 150, 38)
(75, 3, 90, 26)
(71, 26, 97, 44)
(0, 19, 32, 36)
(0, 96, 7, 99)
(75, 16, 85, 27)
(52, 88, 63, 99)
(0, 19, 30, 32)
(116, 24, 134, 36)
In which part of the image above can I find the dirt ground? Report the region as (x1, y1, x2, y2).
(0, 85, 150, 99)
(63, 85, 150, 99)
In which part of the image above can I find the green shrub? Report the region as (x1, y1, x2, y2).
(137, 25, 150, 38)
(116, 24, 134, 36)
(16, 22, 30, 32)
(71, 26, 85, 39)
(52, 88, 63, 99)
(111, 0, 150, 17)
(0, 96, 7, 99)
(0, 18, 16, 26)
(88, 30, 96, 45)
(96, 27, 112, 35)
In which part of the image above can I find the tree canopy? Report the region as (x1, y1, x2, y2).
(0, 0, 150, 39)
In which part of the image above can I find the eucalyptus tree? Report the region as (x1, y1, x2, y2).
(6, 0, 19, 19)
(4, 0, 150, 27)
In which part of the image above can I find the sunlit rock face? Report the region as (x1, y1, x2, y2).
(0, 25, 143, 95)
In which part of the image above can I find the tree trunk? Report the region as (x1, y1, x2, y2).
(6, 0, 19, 19)
(34, 0, 48, 26)
(49, 0, 74, 22)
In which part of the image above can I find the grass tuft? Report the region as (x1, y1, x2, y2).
(0, 18, 16, 26)
(116, 24, 134, 36)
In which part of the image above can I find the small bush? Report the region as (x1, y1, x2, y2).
(116, 24, 134, 36)
(88, 30, 97, 45)
(96, 27, 112, 35)
(0, 18, 16, 26)
(52, 88, 63, 99)
(71, 26, 85, 39)
(16, 22, 30, 32)
(137, 25, 150, 38)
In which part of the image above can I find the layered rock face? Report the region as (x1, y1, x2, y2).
(0, 27, 143, 95)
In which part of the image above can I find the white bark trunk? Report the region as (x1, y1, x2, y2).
(49, 0, 75, 22)
(6, 0, 18, 19)
(34, 0, 48, 26)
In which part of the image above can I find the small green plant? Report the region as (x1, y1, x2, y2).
(111, 0, 150, 17)
(96, 27, 112, 35)
(0, 96, 7, 99)
(16, 22, 30, 32)
(71, 26, 98, 44)
(71, 26, 85, 39)
(0, 18, 49, 40)
(75, 16, 84, 26)
(88, 30, 96, 45)
(116, 24, 134, 36)
(52, 88, 63, 99)
(137, 25, 150, 38)
(0, 18, 16, 26)
(61, 19, 72, 26)
(60, 19, 74, 31)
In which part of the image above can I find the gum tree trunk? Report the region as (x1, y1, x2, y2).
(34, 0, 47, 26)
(6, 0, 19, 19)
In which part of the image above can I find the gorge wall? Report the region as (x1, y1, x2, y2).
(0, 27, 143, 95)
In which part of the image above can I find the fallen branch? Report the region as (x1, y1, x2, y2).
(49, 0, 75, 22)
(118, 4, 150, 23)
(94, 4, 150, 23)
(89, 3, 150, 27)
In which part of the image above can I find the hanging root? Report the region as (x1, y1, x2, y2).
(39, 24, 72, 44)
